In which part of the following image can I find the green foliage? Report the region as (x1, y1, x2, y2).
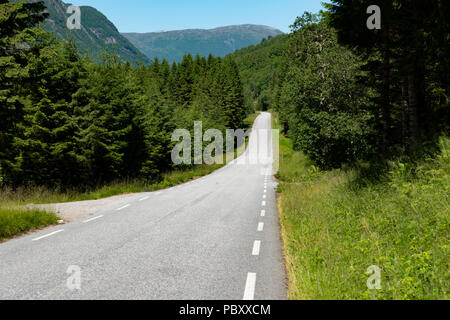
(330, 0, 450, 156)
(240, 5, 449, 169)
(0, 0, 49, 185)
(276, 110, 449, 299)
(221, 58, 245, 129)
(0, 207, 58, 241)
(276, 14, 374, 168)
(13, 37, 86, 187)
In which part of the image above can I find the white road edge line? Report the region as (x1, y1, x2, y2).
(257, 222, 264, 232)
(252, 240, 261, 256)
(32, 229, 64, 241)
(83, 215, 104, 223)
(243, 272, 257, 300)
(116, 204, 130, 211)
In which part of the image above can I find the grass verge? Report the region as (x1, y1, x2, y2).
(273, 112, 449, 300)
(0, 208, 59, 242)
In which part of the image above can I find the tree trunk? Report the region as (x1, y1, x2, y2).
(407, 1, 425, 149)
(408, 72, 419, 146)
(401, 77, 409, 145)
(381, 49, 391, 156)
(415, 34, 426, 139)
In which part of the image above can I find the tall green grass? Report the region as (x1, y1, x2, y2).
(274, 113, 449, 300)
(0, 208, 59, 241)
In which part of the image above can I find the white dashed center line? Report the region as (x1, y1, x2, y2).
(243, 273, 257, 300)
(32, 229, 64, 241)
(263, 195, 267, 199)
(252, 240, 261, 256)
(261, 210, 266, 217)
(116, 204, 130, 211)
(257, 222, 264, 232)
(262, 201, 266, 206)
(139, 196, 149, 201)
(83, 215, 104, 223)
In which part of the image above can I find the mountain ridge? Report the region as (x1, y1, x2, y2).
(125, 24, 282, 34)
(122, 24, 284, 63)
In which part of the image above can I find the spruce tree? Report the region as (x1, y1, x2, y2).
(0, 0, 48, 185)
(14, 37, 87, 187)
(223, 58, 245, 129)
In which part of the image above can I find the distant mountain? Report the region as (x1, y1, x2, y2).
(122, 25, 284, 63)
(35, 0, 149, 64)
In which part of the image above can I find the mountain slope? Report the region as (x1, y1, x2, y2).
(38, 0, 149, 64)
(228, 34, 288, 111)
(122, 24, 283, 63)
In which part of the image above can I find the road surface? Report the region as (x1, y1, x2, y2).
(0, 112, 286, 300)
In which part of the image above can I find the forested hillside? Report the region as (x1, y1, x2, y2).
(229, 34, 288, 112)
(33, 0, 150, 64)
(0, 0, 246, 190)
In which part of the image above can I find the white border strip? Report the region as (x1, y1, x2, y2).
(32, 229, 64, 241)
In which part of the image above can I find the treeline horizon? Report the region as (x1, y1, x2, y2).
(0, 0, 247, 190)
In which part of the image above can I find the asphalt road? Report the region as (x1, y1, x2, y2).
(0, 112, 286, 300)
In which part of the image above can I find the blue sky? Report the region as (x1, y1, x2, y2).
(68, 0, 325, 33)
